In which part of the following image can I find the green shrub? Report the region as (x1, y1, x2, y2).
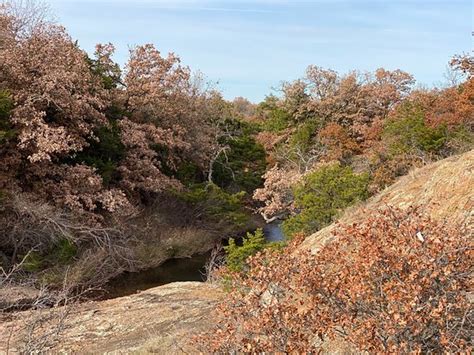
(282, 164, 370, 237)
(289, 120, 317, 152)
(213, 134, 266, 193)
(175, 161, 203, 186)
(281, 120, 323, 166)
(73, 120, 125, 186)
(151, 142, 175, 177)
(22, 239, 77, 273)
(384, 103, 447, 155)
(212, 118, 266, 193)
(263, 107, 291, 132)
(445, 124, 474, 154)
(258, 95, 291, 132)
(0, 90, 13, 120)
(23, 252, 44, 272)
(87, 53, 122, 90)
(180, 183, 249, 228)
(52, 239, 77, 264)
(224, 228, 266, 272)
(0, 90, 15, 144)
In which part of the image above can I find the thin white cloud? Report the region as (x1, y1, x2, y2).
(51, 0, 280, 13)
(177, 6, 276, 13)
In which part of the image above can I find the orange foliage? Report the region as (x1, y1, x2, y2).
(1, 22, 108, 163)
(290, 66, 414, 142)
(409, 82, 474, 129)
(0, 4, 223, 216)
(197, 208, 472, 353)
(319, 122, 360, 161)
(369, 153, 422, 192)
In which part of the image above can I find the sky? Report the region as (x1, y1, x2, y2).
(48, 0, 473, 102)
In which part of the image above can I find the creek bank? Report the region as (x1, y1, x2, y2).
(0, 214, 273, 310)
(101, 220, 284, 299)
(102, 252, 210, 299)
(0, 286, 40, 312)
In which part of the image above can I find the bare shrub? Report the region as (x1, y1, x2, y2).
(1, 0, 53, 38)
(14, 274, 96, 353)
(204, 243, 225, 283)
(0, 192, 139, 295)
(0, 192, 128, 257)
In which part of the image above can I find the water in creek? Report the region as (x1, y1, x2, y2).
(263, 221, 285, 242)
(103, 222, 285, 299)
(103, 252, 210, 299)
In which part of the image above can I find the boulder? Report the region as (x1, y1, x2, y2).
(0, 282, 222, 354)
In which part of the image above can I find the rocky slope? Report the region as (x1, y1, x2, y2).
(0, 282, 222, 354)
(301, 149, 473, 253)
(0, 150, 472, 354)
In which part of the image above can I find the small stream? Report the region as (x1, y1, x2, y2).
(263, 221, 285, 242)
(103, 222, 284, 299)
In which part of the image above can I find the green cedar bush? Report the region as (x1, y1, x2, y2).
(282, 164, 370, 237)
(73, 121, 125, 186)
(212, 119, 266, 192)
(383, 103, 447, 155)
(224, 228, 266, 272)
(213, 134, 266, 192)
(181, 183, 249, 228)
(0, 90, 15, 144)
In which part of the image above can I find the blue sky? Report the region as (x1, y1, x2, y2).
(49, 0, 472, 102)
